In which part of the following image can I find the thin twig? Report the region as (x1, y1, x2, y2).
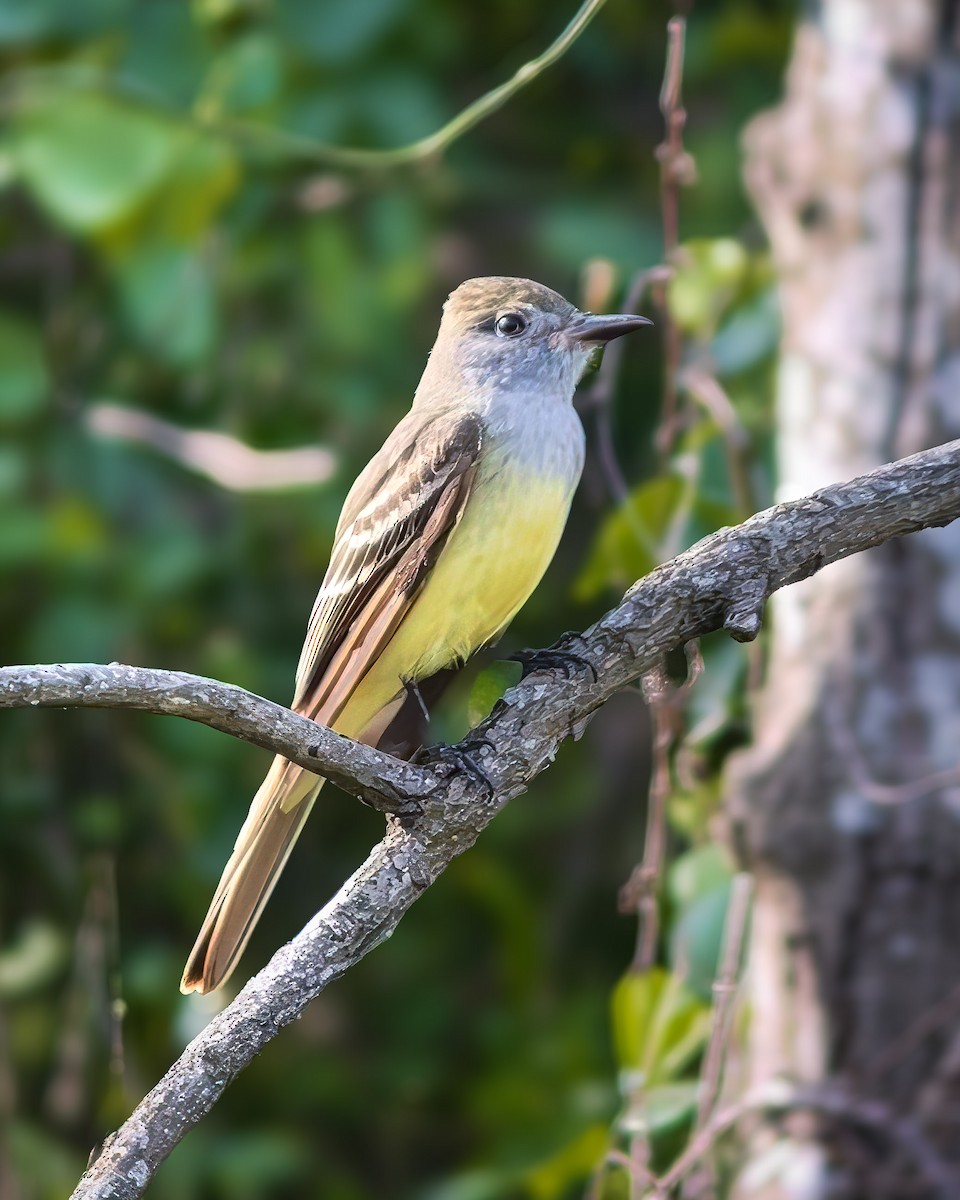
(621, 644, 703, 971)
(655, 16, 697, 456)
(587, 1147, 664, 1200)
(618, 667, 671, 968)
(679, 368, 754, 517)
(615, 1147, 661, 1199)
(4, 0, 611, 172)
(681, 873, 753, 1198)
(696, 873, 753, 1128)
(657, 18, 692, 257)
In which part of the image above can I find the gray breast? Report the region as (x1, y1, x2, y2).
(482, 390, 586, 483)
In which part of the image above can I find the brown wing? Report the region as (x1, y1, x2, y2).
(180, 410, 483, 994)
(291, 409, 484, 724)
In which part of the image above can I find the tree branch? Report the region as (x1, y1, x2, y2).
(2, 438, 953, 1200)
(0, 663, 437, 813)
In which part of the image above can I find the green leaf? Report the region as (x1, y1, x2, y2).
(668, 238, 751, 338)
(110, 241, 216, 365)
(667, 846, 736, 999)
(0, 0, 124, 43)
(524, 1124, 611, 1199)
(669, 884, 734, 1000)
(667, 844, 733, 910)
(620, 1081, 699, 1138)
(611, 967, 710, 1084)
(574, 476, 684, 601)
(12, 91, 181, 231)
(710, 289, 780, 376)
(202, 32, 285, 115)
(466, 660, 521, 728)
(275, 0, 406, 64)
(118, 0, 210, 107)
(144, 131, 240, 241)
(0, 311, 47, 420)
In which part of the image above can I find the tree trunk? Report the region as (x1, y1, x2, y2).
(729, 2, 960, 1196)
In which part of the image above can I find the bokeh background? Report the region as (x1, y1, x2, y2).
(0, 2, 795, 1197)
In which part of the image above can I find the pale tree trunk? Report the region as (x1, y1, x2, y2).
(728, 2, 960, 1197)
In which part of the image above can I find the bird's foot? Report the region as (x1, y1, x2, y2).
(414, 738, 496, 799)
(510, 639, 598, 683)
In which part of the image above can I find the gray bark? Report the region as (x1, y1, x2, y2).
(732, 3, 960, 1196)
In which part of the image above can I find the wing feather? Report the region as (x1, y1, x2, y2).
(292, 410, 484, 721)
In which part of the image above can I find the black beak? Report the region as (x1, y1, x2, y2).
(567, 312, 653, 346)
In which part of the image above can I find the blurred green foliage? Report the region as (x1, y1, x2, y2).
(0, 1, 793, 1196)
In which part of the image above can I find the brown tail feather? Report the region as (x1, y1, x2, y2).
(181, 690, 406, 995)
(180, 758, 321, 994)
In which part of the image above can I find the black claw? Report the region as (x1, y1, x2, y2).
(510, 643, 598, 683)
(414, 740, 496, 799)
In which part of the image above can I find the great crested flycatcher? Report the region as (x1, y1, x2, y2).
(181, 276, 650, 994)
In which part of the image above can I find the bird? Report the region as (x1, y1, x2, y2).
(181, 276, 650, 994)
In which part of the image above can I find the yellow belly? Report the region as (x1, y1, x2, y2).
(334, 464, 573, 740)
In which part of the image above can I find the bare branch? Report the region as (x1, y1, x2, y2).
(0, 664, 436, 814)
(655, 15, 697, 456)
(87, 404, 337, 492)
(2, 436, 951, 1200)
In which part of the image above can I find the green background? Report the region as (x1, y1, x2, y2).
(0, 1, 793, 1196)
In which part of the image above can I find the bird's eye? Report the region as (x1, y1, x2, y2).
(495, 312, 528, 337)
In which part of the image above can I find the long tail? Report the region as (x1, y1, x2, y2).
(180, 757, 321, 995)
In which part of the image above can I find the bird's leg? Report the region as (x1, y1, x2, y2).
(406, 679, 431, 724)
(510, 636, 598, 683)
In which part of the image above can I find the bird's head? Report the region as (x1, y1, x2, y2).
(431, 276, 651, 394)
